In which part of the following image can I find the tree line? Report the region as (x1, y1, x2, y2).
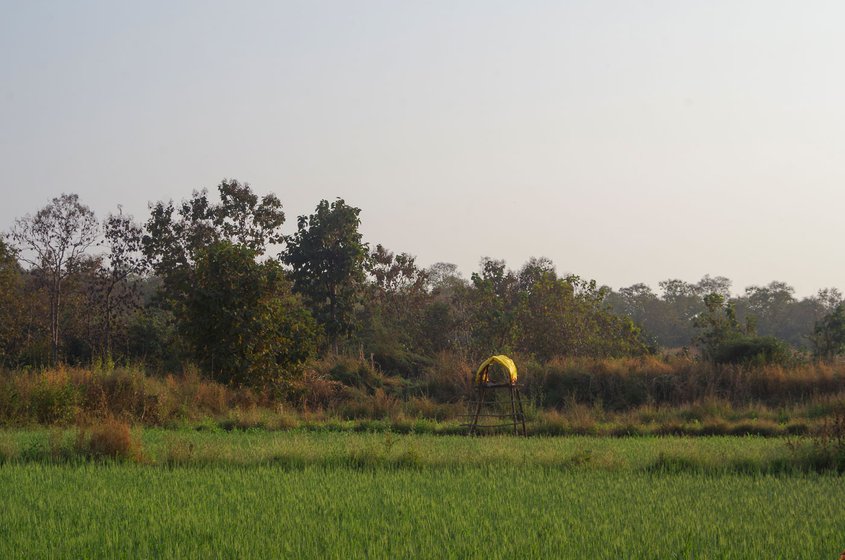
(2, 181, 844, 387)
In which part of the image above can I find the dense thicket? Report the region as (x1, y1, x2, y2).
(2, 183, 844, 387)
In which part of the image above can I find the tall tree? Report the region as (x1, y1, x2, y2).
(143, 179, 285, 297)
(359, 244, 431, 373)
(427, 262, 464, 293)
(468, 258, 520, 356)
(655, 278, 706, 348)
(283, 199, 367, 351)
(94, 209, 147, 359)
(184, 241, 319, 387)
(8, 194, 98, 365)
(419, 263, 471, 356)
(0, 239, 25, 366)
(811, 304, 845, 360)
(142, 179, 286, 353)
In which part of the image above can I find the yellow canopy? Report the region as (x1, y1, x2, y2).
(475, 355, 518, 385)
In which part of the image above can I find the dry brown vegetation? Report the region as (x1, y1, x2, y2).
(76, 417, 144, 462)
(1, 354, 844, 437)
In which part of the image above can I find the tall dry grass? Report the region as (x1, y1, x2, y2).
(2, 354, 845, 432)
(511, 355, 845, 410)
(0, 365, 254, 427)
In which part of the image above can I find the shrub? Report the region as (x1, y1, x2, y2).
(76, 418, 143, 462)
(30, 377, 81, 425)
(713, 336, 793, 367)
(287, 369, 343, 410)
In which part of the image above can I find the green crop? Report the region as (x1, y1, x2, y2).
(0, 431, 843, 558)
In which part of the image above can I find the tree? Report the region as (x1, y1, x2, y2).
(143, 179, 285, 297)
(656, 278, 707, 348)
(814, 288, 843, 313)
(427, 262, 464, 293)
(692, 293, 790, 365)
(468, 258, 520, 356)
(184, 241, 319, 387)
(283, 199, 367, 351)
(358, 244, 432, 374)
(144, 179, 285, 265)
(420, 263, 471, 356)
(740, 282, 795, 337)
(693, 293, 746, 360)
(695, 275, 732, 299)
(93, 209, 147, 360)
(0, 239, 25, 365)
(517, 257, 556, 293)
(367, 244, 429, 298)
(365, 245, 429, 331)
(465, 257, 647, 360)
(516, 270, 646, 359)
(142, 181, 286, 368)
(513, 267, 575, 360)
(8, 194, 98, 365)
(811, 304, 845, 360)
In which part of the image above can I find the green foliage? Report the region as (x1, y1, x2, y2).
(468, 258, 520, 354)
(183, 241, 319, 387)
(29, 382, 81, 425)
(812, 303, 845, 360)
(694, 294, 793, 366)
(693, 293, 748, 359)
(0, 239, 25, 366)
(283, 199, 367, 349)
(711, 336, 793, 367)
(143, 180, 285, 304)
(357, 244, 434, 374)
(611, 278, 841, 352)
(522, 273, 646, 359)
(7, 188, 845, 383)
(141, 181, 289, 375)
(465, 257, 647, 360)
(125, 307, 181, 373)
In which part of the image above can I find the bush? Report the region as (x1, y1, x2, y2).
(76, 418, 143, 462)
(713, 336, 793, 367)
(31, 381, 81, 425)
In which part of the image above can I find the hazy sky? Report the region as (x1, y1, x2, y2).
(2, 1, 844, 297)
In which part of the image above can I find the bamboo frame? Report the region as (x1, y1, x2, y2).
(467, 363, 527, 436)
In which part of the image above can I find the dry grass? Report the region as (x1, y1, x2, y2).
(1, 354, 845, 436)
(75, 417, 144, 462)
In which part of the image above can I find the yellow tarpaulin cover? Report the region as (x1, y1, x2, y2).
(475, 355, 518, 385)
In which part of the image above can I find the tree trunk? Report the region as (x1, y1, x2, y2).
(329, 289, 338, 354)
(50, 276, 60, 367)
(105, 288, 113, 359)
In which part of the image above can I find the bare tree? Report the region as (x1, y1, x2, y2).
(8, 194, 98, 365)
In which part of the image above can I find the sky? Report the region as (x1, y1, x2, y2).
(2, 0, 844, 297)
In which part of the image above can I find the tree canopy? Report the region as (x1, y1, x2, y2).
(4, 184, 844, 385)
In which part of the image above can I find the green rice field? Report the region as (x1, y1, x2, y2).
(1, 431, 843, 559)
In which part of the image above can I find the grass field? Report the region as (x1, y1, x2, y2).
(1, 431, 844, 559)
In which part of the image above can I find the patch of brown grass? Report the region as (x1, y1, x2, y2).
(76, 418, 144, 462)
